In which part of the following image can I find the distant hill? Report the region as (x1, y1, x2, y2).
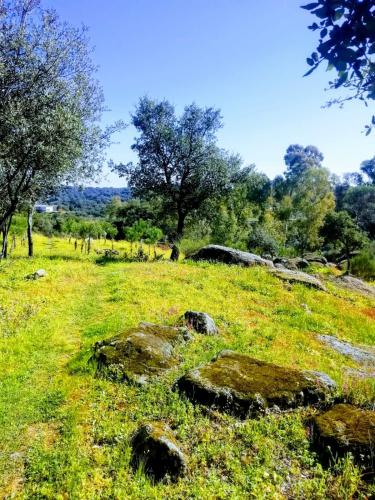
(46, 186, 131, 217)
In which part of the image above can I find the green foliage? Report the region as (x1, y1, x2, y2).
(351, 244, 375, 281)
(302, 0, 375, 132)
(112, 97, 237, 238)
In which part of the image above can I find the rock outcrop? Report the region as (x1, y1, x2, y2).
(176, 350, 336, 418)
(184, 311, 218, 335)
(131, 422, 187, 481)
(312, 404, 375, 474)
(91, 323, 189, 384)
(273, 257, 309, 271)
(304, 254, 328, 266)
(189, 245, 274, 268)
(332, 275, 375, 299)
(318, 335, 375, 366)
(270, 267, 326, 291)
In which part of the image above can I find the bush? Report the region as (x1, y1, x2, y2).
(247, 227, 279, 257)
(351, 244, 375, 281)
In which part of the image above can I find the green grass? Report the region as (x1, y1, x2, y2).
(0, 235, 374, 498)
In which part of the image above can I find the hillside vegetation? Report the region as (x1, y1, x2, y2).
(0, 236, 374, 499)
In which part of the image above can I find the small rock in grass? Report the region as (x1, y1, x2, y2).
(184, 311, 218, 335)
(25, 269, 47, 280)
(176, 350, 336, 418)
(311, 404, 375, 475)
(131, 422, 187, 481)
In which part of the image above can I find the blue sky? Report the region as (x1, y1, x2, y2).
(45, 0, 374, 187)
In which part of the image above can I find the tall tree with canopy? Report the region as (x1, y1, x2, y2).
(113, 97, 235, 254)
(0, 0, 121, 257)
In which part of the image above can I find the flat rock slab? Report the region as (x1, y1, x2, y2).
(319, 334, 375, 366)
(332, 275, 375, 299)
(176, 350, 336, 418)
(270, 268, 326, 291)
(312, 404, 375, 474)
(131, 422, 187, 481)
(189, 245, 274, 268)
(184, 311, 218, 335)
(91, 323, 189, 384)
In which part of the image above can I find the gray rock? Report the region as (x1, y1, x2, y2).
(304, 254, 328, 266)
(270, 267, 326, 291)
(312, 404, 375, 474)
(332, 275, 375, 299)
(273, 257, 309, 271)
(176, 350, 336, 418)
(25, 269, 47, 280)
(189, 245, 274, 268)
(91, 323, 189, 384)
(184, 311, 218, 335)
(131, 422, 187, 481)
(318, 334, 375, 366)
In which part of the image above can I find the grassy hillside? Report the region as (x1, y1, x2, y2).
(0, 236, 374, 499)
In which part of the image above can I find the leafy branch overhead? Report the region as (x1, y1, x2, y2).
(302, 0, 375, 132)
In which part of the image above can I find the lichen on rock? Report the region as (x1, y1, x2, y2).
(131, 422, 187, 481)
(312, 404, 375, 474)
(91, 323, 189, 384)
(176, 350, 336, 418)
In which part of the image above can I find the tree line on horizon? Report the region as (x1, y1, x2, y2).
(0, 1, 374, 279)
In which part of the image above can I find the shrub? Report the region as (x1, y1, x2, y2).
(350, 244, 375, 281)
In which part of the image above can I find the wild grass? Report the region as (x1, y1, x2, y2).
(0, 235, 374, 498)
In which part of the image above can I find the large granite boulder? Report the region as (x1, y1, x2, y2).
(184, 311, 218, 335)
(131, 422, 187, 481)
(312, 404, 375, 474)
(91, 323, 189, 384)
(189, 245, 274, 268)
(332, 275, 375, 299)
(318, 335, 375, 367)
(270, 267, 326, 291)
(176, 350, 336, 418)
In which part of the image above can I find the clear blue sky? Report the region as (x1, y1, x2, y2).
(45, 0, 374, 187)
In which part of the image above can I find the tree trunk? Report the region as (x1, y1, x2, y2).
(1, 228, 8, 259)
(11, 234, 16, 253)
(27, 206, 34, 257)
(176, 211, 186, 240)
(171, 211, 186, 261)
(1, 216, 13, 259)
(87, 236, 91, 254)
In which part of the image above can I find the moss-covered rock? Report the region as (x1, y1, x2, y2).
(131, 422, 187, 481)
(270, 268, 326, 291)
(176, 350, 336, 418)
(189, 245, 274, 267)
(91, 323, 189, 384)
(312, 404, 375, 474)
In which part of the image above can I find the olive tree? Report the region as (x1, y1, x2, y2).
(113, 97, 234, 250)
(0, 0, 121, 257)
